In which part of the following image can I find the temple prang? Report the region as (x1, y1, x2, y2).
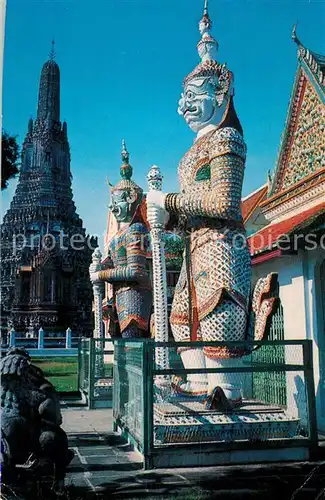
(1, 49, 95, 336)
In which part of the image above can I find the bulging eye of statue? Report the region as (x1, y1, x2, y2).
(186, 90, 194, 100)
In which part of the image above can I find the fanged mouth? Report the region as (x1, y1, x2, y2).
(112, 206, 122, 217)
(184, 107, 199, 118)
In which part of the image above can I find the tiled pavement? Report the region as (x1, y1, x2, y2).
(62, 408, 325, 499)
(63, 409, 199, 498)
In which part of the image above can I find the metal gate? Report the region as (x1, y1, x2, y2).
(252, 284, 286, 406)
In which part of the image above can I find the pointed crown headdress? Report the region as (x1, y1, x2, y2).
(110, 140, 143, 202)
(184, 0, 233, 103)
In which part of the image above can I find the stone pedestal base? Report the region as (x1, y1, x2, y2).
(154, 399, 299, 445)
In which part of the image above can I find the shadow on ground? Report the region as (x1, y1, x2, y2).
(3, 464, 325, 500)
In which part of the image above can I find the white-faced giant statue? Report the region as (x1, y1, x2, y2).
(146, 1, 277, 409)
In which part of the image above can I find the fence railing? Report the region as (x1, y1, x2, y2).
(0, 352, 79, 392)
(1, 338, 112, 399)
(78, 338, 114, 409)
(112, 339, 318, 469)
(2, 327, 76, 349)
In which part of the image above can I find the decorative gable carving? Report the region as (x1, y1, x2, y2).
(280, 76, 325, 190)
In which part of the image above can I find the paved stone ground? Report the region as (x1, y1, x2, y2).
(62, 408, 112, 434)
(61, 408, 325, 499)
(63, 408, 143, 492)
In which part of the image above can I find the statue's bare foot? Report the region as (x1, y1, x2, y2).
(172, 379, 208, 398)
(205, 386, 239, 411)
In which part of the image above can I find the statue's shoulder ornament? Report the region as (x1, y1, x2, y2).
(209, 127, 247, 162)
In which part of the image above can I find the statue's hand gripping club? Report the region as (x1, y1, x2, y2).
(146, 190, 168, 227)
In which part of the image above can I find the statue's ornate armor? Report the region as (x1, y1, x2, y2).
(166, 127, 252, 359)
(99, 220, 152, 336)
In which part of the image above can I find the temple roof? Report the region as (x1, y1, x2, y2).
(241, 185, 267, 223)
(292, 26, 325, 87)
(266, 29, 325, 203)
(310, 50, 325, 77)
(248, 201, 325, 256)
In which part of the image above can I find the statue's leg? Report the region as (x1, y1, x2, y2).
(170, 262, 208, 396)
(201, 299, 247, 405)
(171, 323, 207, 396)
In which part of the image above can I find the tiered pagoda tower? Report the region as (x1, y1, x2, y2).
(1, 45, 95, 335)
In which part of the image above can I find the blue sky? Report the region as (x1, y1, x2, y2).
(2, 0, 325, 250)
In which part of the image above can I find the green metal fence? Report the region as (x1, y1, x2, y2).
(78, 338, 114, 409)
(112, 339, 318, 469)
(252, 301, 286, 405)
(113, 341, 146, 451)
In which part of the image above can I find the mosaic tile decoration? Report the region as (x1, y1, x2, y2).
(154, 400, 299, 444)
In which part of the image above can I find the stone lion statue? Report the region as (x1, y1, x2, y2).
(0, 347, 74, 495)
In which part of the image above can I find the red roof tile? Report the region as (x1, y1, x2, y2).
(248, 202, 325, 255)
(241, 185, 267, 223)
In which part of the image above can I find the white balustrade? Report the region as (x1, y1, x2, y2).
(9, 328, 16, 347)
(65, 327, 72, 349)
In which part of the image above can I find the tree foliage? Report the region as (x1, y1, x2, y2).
(1, 131, 20, 190)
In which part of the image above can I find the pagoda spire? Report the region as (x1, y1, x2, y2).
(49, 39, 56, 60)
(36, 43, 60, 123)
(1, 47, 93, 336)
